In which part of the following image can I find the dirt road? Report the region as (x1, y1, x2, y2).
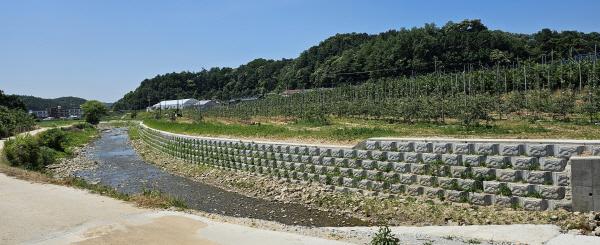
(0, 173, 351, 245)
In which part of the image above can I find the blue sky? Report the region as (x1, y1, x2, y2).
(1, 0, 599, 102)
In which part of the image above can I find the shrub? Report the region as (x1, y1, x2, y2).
(3, 135, 42, 170)
(526, 89, 551, 120)
(167, 110, 177, 121)
(502, 91, 525, 117)
(38, 146, 58, 166)
(370, 226, 399, 245)
(74, 122, 94, 130)
(398, 98, 421, 123)
(456, 94, 494, 126)
(189, 111, 204, 123)
(38, 128, 67, 151)
(550, 90, 575, 121)
(579, 88, 600, 123)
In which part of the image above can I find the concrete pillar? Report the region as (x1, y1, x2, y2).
(571, 157, 600, 211)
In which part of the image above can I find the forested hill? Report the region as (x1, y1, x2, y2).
(17, 95, 87, 111)
(113, 19, 600, 110)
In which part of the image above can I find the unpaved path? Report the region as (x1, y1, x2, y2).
(0, 173, 351, 245)
(0, 127, 50, 149)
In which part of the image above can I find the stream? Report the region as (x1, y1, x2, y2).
(74, 127, 368, 227)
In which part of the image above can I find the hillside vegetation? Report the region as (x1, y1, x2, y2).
(17, 95, 87, 111)
(113, 19, 600, 110)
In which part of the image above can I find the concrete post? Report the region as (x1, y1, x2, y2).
(571, 157, 600, 211)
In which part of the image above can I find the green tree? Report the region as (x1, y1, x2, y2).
(0, 90, 27, 111)
(81, 100, 108, 124)
(0, 106, 35, 138)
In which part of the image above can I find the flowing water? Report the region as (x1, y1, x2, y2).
(75, 128, 368, 227)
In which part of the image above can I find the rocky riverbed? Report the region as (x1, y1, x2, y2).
(54, 127, 366, 227)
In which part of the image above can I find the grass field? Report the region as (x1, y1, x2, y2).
(36, 119, 82, 128)
(141, 115, 600, 145)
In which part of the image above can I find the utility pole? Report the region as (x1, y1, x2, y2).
(579, 62, 583, 92)
(524, 65, 528, 110)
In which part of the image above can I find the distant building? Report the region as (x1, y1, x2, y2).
(29, 110, 48, 119)
(66, 108, 83, 118)
(195, 100, 218, 109)
(48, 106, 67, 118)
(147, 99, 217, 111)
(227, 95, 262, 104)
(30, 106, 82, 119)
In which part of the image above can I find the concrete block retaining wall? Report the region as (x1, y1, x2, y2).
(138, 124, 600, 211)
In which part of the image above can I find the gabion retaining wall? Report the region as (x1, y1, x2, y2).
(138, 123, 600, 211)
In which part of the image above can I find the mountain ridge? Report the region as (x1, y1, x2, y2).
(112, 19, 600, 110)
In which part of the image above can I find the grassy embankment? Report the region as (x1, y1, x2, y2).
(0, 123, 186, 210)
(141, 114, 600, 145)
(36, 119, 83, 128)
(0, 123, 98, 180)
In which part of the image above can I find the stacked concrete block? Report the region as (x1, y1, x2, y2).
(138, 124, 600, 211)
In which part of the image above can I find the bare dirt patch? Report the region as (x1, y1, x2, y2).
(75, 215, 217, 245)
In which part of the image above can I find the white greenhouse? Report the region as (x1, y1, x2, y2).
(147, 99, 217, 111)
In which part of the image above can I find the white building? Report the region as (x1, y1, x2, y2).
(196, 100, 217, 109)
(29, 110, 48, 118)
(147, 99, 217, 111)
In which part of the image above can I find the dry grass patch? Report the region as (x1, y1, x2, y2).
(131, 190, 187, 210)
(0, 157, 55, 183)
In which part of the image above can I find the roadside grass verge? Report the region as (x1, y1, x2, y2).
(142, 116, 600, 145)
(131, 190, 187, 209)
(62, 177, 130, 201)
(0, 155, 55, 183)
(64, 177, 187, 210)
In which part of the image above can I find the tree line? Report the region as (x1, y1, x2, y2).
(17, 95, 87, 111)
(113, 19, 600, 111)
